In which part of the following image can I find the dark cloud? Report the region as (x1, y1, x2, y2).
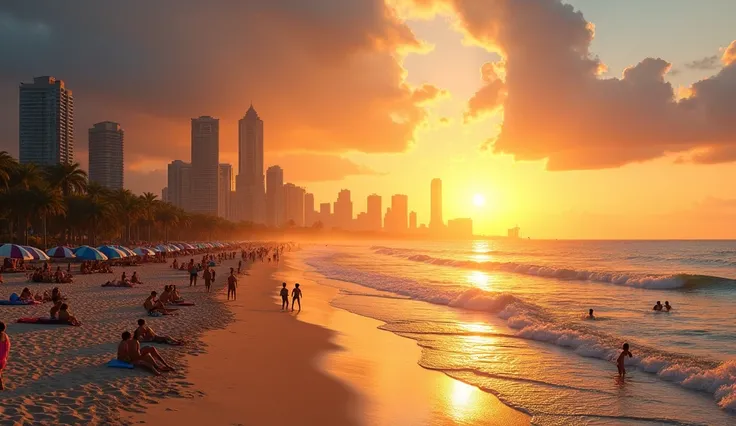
(0, 0, 443, 177)
(684, 55, 720, 71)
(420, 0, 736, 170)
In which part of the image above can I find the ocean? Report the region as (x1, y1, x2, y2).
(290, 240, 736, 425)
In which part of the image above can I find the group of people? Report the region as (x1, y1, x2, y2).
(143, 285, 186, 316)
(80, 261, 113, 274)
(28, 264, 73, 283)
(279, 282, 302, 312)
(653, 301, 672, 312)
(18, 286, 63, 303)
(117, 319, 182, 376)
(102, 271, 143, 288)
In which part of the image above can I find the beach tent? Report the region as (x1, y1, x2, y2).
(22, 246, 51, 261)
(46, 246, 77, 259)
(0, 244, 34, 260)
(74, 246, 109, 261)
(97, 246, 127, 259)
(133, 247, 156, 256)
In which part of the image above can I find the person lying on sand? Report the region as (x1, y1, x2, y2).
(130, 271, 142, 285)
(58, 303, 81, 326)
(117, 331, 174, 376)
(144, 291, 177, 315)
(19, 287, 34, 302)
(134, 319, 183, 345)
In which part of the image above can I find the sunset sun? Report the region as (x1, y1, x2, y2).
(473, 193, 486, 207)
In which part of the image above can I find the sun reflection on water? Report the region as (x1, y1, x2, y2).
(467, 270, 492, 290)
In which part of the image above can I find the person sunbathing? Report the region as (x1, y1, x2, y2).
(117, 331, 174, 376)
(49, 299, 63, 319)
(19, 287, 34, 302)
(57, 303, 81, 326)
(130, 271, 142, 284)
(134, 319, 183, 345)
(159, 286, 172, 304)
(171, 285, 183, 303)
(143, 291, 176, 315)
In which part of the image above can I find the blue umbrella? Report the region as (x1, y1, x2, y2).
(74, 245, 109, 261)
(97, 245, 127, 259)
(0, 244, 34, 260)
(133, 247, 156, 256)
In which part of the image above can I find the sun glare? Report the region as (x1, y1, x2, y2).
(473, 194, 486, 207)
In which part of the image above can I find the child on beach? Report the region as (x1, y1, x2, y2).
(291, 283, 302, 312)
(227, 269, 238, 301)
(617, 343, 632, 376)
(280, 283, 289, 311)
(0, 321, 9, 390)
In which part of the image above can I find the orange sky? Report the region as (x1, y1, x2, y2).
(1, 1, 736, 239)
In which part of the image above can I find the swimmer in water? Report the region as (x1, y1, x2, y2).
(588, 309, 595, 319)
(617, 343, 632, 376)
(653, 301, 663, 311)
(664, 301, 672, 312)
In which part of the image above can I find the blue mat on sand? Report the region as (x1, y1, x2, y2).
(107, 359, 134, 369)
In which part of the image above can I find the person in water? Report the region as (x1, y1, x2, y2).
(58, 303, 81, 326)
(588, 309, 595, 319)
(664, 301, 672, 312)
(227, 269, 238, 301)
(291, 283, 302, 312)
(653, 301, 663, 311)
(0, 321, 9, 390)
(134, 319, 183, 345)
(617, 343, 633, 376)
(117, 331, 173, 376)
(280, 283, 289, 311)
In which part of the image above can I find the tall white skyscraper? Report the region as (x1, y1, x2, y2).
(190, 116, 219, 215)
(266, 165, 284, 227)
(167, 160, 191, 210)
(218, 164, 233, 219)
(236, 104, 265, 223)
(88, 121, 124, 190)
(19, 76, 74, 165)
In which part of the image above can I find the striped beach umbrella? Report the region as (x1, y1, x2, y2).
(0, 244, 34, 260)
(74, 245, 109, 261)
(114, 245, 136, 257)
(133, 247, 155, 256)
(23, 246, 51, 261)
(46, 246, 77, 259)
(167, 244, 181, 252)
(97, 245, 127, 259)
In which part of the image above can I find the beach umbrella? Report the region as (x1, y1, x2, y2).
(155, 245, 171, 253)
(22, 246, 50, 261)
(172, 243, 186, 250)
(114, 245, 136, 257)
(167, 244, 181, 252)
(133, 247, 155, 256)
(97, 245, 127, 259)
(74, 245, 109, 261)
(0, 244, 34, 260)
(183, 243, 196, 250)
(46, 246, 77, 259)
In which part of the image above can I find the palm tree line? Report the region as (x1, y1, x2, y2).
(0, 151, 242, 248)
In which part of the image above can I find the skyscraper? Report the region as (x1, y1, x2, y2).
(409, 211, 417, 230)
(367, 194, 382, 231)
(266, 165, 284, 227)
(319, 203, 331, 227)
(305, 193, 316, 227)
(167, 160, 191, 210)
(334, 189, 353, 229)
(162, 187, 169, 202)
(430, 178, 444, 231)
(19, 76, 74, 165)
(190, 116, 219, 215)
(283, 183, 305, 227)
(236, 104, 265, 223)
(88, 121, 124, 190)
(218, 164, 233, 219)
(391, 194, 409, 232)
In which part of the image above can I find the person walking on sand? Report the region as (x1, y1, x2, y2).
(203, 266, 212, 293)
(0, 321, 10, 390)
(227, 268, 238, 301)
(291, 283, 302, 312)
(189, 261, 198, 287)
(617, 343, 633, 377)
(280, 282, 289, 311)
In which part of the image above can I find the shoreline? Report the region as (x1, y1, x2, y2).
(131, 255, 530, 425)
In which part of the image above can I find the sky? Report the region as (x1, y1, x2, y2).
(1, 0, 735, 239)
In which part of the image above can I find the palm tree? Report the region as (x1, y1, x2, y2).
(155, 203, 180, 243)
(0, 151, 18, 188)
(30, 186, 66, 247)
(45, 162, 88, 196)
(112, 189, 142, 244)
(140, 192, 158, 241)
(11, 163, 45, 190)
(83, 195, 115, 246)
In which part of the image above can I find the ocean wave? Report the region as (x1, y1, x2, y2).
(371, 249, 736, 290)
(307, 252, 736, 412)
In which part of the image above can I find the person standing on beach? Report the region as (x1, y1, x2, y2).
(227, 268, 238, 301)
(0, 322, 9, 390)
(280, 283, 289, 311)
(291, 283, 302, 312)
(203, 266, 212, 293)
(617, 343, 632, 377)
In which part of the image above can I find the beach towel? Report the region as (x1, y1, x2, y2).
(16, 317, 81, 326)
(107, 359, 134, 369)
(0, 300, 40, 305)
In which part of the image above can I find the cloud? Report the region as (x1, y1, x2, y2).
(413, 0, 736, 170)
(266, 153, 380, 182)
(684, 55, 720, 71)
(0, 0, 441, 174)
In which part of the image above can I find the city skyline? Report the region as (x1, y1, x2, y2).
(2, 2, 736, 238)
